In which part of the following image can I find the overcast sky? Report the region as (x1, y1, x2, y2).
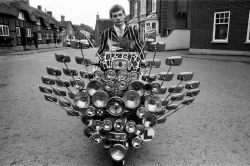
(29, 0, 130, 29)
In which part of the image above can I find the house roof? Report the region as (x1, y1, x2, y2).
(60, 21, 75, 31)
(0, 0, 63, 29)
(95, 19, 114, 33)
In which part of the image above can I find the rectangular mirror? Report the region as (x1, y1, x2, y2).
(39, 85, 52, 94)
(185, 81, 200, 89)
(157, 87, 167, 95)
(165, 103, 178, 110)
(142, 74, 156, 82)
(75, 56, 84, 64)
(44, 94, 57, 102)
(170, 94, 185, 101)
(55, 79, 70, 87)
(165, 56, 183, 66)
(55, 53, 71, 63)
(58, 99, 71, 107)
(157, 117, 167, 124)
(182, 97, 195, 105)
(46, 67, 61, 76)
(168, 85, 184, 93)
(161, 99, 169, 106)
(41, 76, 55, 85)
(177, 72, 193, 81)
(186, 89, 200, 97)
(63, 68, 78, 76)
(146, 59, 161, 68)
(157, 72, 174, 81)
(80, 71, 94, 79)
(53, 88, 67, 96)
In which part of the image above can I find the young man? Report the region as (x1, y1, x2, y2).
(96, 4, 146, 61)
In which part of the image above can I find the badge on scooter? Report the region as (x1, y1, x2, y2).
(140, 127, 155, 142)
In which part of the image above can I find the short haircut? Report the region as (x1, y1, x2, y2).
(109, 4, 125, 18)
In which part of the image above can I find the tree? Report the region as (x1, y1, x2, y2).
(73, 23, 94, 40)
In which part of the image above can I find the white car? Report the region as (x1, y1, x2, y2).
(80, 39, 90, 48)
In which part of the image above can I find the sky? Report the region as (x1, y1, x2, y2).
(29, 0, 130, 29)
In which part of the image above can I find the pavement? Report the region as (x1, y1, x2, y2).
(1, 47, 250, 64)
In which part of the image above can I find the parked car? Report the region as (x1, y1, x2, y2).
(80, 39, 90, 48)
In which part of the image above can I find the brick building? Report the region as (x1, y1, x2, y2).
(128, 0, 191, 50)
(190, 0, 250, 56)
(0, 0, 63, 49)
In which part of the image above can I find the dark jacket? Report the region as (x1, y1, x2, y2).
(97, 26, 146, 60)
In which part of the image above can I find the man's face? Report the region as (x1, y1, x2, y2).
(111, 10, 125, 27)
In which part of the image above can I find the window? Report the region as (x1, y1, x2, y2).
(140, 0, 146, 15)
(152, 23, 156, 30)
(246, 10, 250, 42)
(134, 2, 138, 17)
(38, 33, 42, 40)
(16, 27, 20, 37)
(152, 0, 157, 12)
(26, 28, 31, 37)
(36, 19, 41, 25)
(50, 34, 54, 39)
(212, 11, 230, 42)
(46, 33, 49, 39)
(18, 12, 25, 20)
(0, 25, 10, 36)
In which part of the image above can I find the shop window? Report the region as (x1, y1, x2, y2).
(152, 23, 156, 30)
(16, 27, 20, 37)
(212, 11, 230, 42)
(26, 28, 31, 37)
(134, 2, 138, 17)
(246, 10, 250, 42)
(38, 33, 42, 40)
(0, 25, 10, 36)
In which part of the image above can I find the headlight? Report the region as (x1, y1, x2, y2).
(85, 106, 96, 117)
(151, 82, 160, 93)
(135, 124, 145, 135)
(110, 144, 127, 161)
(114, 119, 125, 131)
(91, 133, 102, 144)
(87, 80, 104, 96)
(144, 95, 162, 112)
(128, 81, 145, 97)
(132, 136, 143, 148)
(107, 97, 125, 116)
(128, 71, 139, 81)
(92, 120, 103, 131)
(74, 91, 90, 108)
(112, 59, 129, 70)
(136, 107, 148, 118)
(104, 81, 115, 91)
(91, 90, 109, 108)
(123, 90, 141, 109)
(93, 70, 104, 80)
(110, 90, 124, 98)
(102, 118, 113, 131)
(105, 69, 116, 80)
(117, 70, 128, 80)
(117, 80, 128, 91)
(72, 78, 85, 90)
(125, 120, 136, 133)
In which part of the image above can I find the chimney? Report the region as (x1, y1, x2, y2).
(96, 12, 99, 20)
(47, 11, 52, 16)
(38, 5, 42, 10)
(61, 15, 65, 22)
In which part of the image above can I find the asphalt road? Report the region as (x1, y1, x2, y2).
(0, 48, 249, 166)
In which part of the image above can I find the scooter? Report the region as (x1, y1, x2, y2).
(39, 32, 200, 166)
